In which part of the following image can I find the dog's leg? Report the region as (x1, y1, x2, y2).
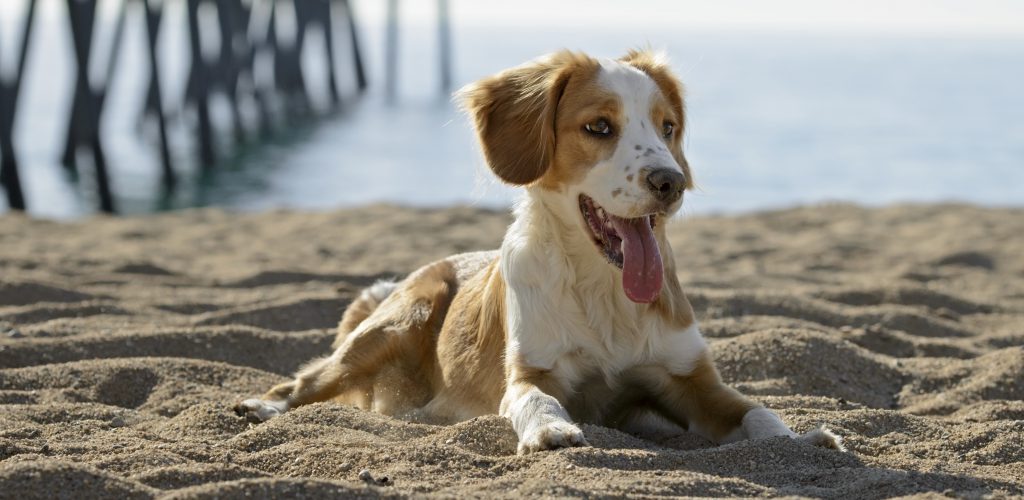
(652, 353, 844, 450)
(736, 406, 844, 451)
(646, 355, 756, 443)
(501, 367, 588, 454)
(235, 323, 398, 421)
(333, 280, 397, 349)
(236, 262, 453, 422)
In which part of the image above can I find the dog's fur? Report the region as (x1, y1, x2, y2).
(236, 50, 844, 454)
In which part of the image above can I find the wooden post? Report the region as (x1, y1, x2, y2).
(187, 0, 216, 168)
(340, 0, 367, 92)
(265, 0, 307, 118)
(215, 0, 246, 143)
(140, 3, 163, 126)
(95, 3, 127, 211)
(323, 0, 341, 107)
(142, 0, 176, 190)
(0, 0, 38, 211)
(61, 0, 98, 172)
(64, 0, 123, 213)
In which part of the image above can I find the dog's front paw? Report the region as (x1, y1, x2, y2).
(517, 421, 588, 455)
(797, 426, 846, 452)
(234, 398, 288, 422)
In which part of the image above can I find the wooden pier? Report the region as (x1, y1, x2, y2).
(0, 0, 368, 213)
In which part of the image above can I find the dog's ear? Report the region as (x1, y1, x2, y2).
(620, 49, 694, 190)
(460, 51, 590, 185)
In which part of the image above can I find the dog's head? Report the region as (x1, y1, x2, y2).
(461, 50, 692, 304)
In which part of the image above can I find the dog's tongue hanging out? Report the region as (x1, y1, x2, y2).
(611, 216, 663, 303)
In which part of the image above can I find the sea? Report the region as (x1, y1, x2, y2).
(1, 1, 1022, 219)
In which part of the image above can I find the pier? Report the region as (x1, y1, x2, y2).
(0, 0, 368, 213)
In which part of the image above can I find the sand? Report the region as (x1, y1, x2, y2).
(1, 203, 1022, 498)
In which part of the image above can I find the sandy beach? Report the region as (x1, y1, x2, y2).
(1, 203, 1022, 498)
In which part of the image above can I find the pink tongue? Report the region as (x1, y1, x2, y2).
(611, 216, 663, 303)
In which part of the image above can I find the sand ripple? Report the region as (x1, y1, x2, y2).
(1, 204, 1022, 498)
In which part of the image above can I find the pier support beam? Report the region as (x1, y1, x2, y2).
(63, 0, 126, 213)
(142, 0, 176, 191)
(0, 0, 37, 211)
(2, 0, 372, 214)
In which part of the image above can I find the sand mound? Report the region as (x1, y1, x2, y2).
(1, 203, 1022, 498)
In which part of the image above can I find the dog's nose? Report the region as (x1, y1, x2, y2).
(645, 168, 685, 204)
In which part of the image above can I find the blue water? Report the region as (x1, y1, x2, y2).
(2, 5, 1022, 218)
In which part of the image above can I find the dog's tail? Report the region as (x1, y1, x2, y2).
(333, 279, 398, 349)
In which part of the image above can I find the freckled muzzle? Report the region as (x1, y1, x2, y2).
(578, 194, 664, 303)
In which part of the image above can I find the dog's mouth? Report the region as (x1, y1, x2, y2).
(579, 194, 663, 303)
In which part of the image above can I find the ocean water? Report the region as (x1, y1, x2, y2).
(1, 2, 1022, 218)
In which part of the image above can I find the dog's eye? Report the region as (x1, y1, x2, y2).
(662, 121, 675, 139)
(585, 119, 612, 137)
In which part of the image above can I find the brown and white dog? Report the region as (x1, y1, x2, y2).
(236, 50, 844, 454)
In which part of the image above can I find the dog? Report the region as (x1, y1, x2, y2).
(236, 49, 844, 454)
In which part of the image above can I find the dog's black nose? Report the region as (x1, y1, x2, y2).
(645, 168, 685, 204)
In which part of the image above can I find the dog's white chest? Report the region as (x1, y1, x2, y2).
(550, 311, 707, 386)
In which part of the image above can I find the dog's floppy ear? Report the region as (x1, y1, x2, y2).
(619, 49, 694, 190)
(460, 51, 591, 185)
